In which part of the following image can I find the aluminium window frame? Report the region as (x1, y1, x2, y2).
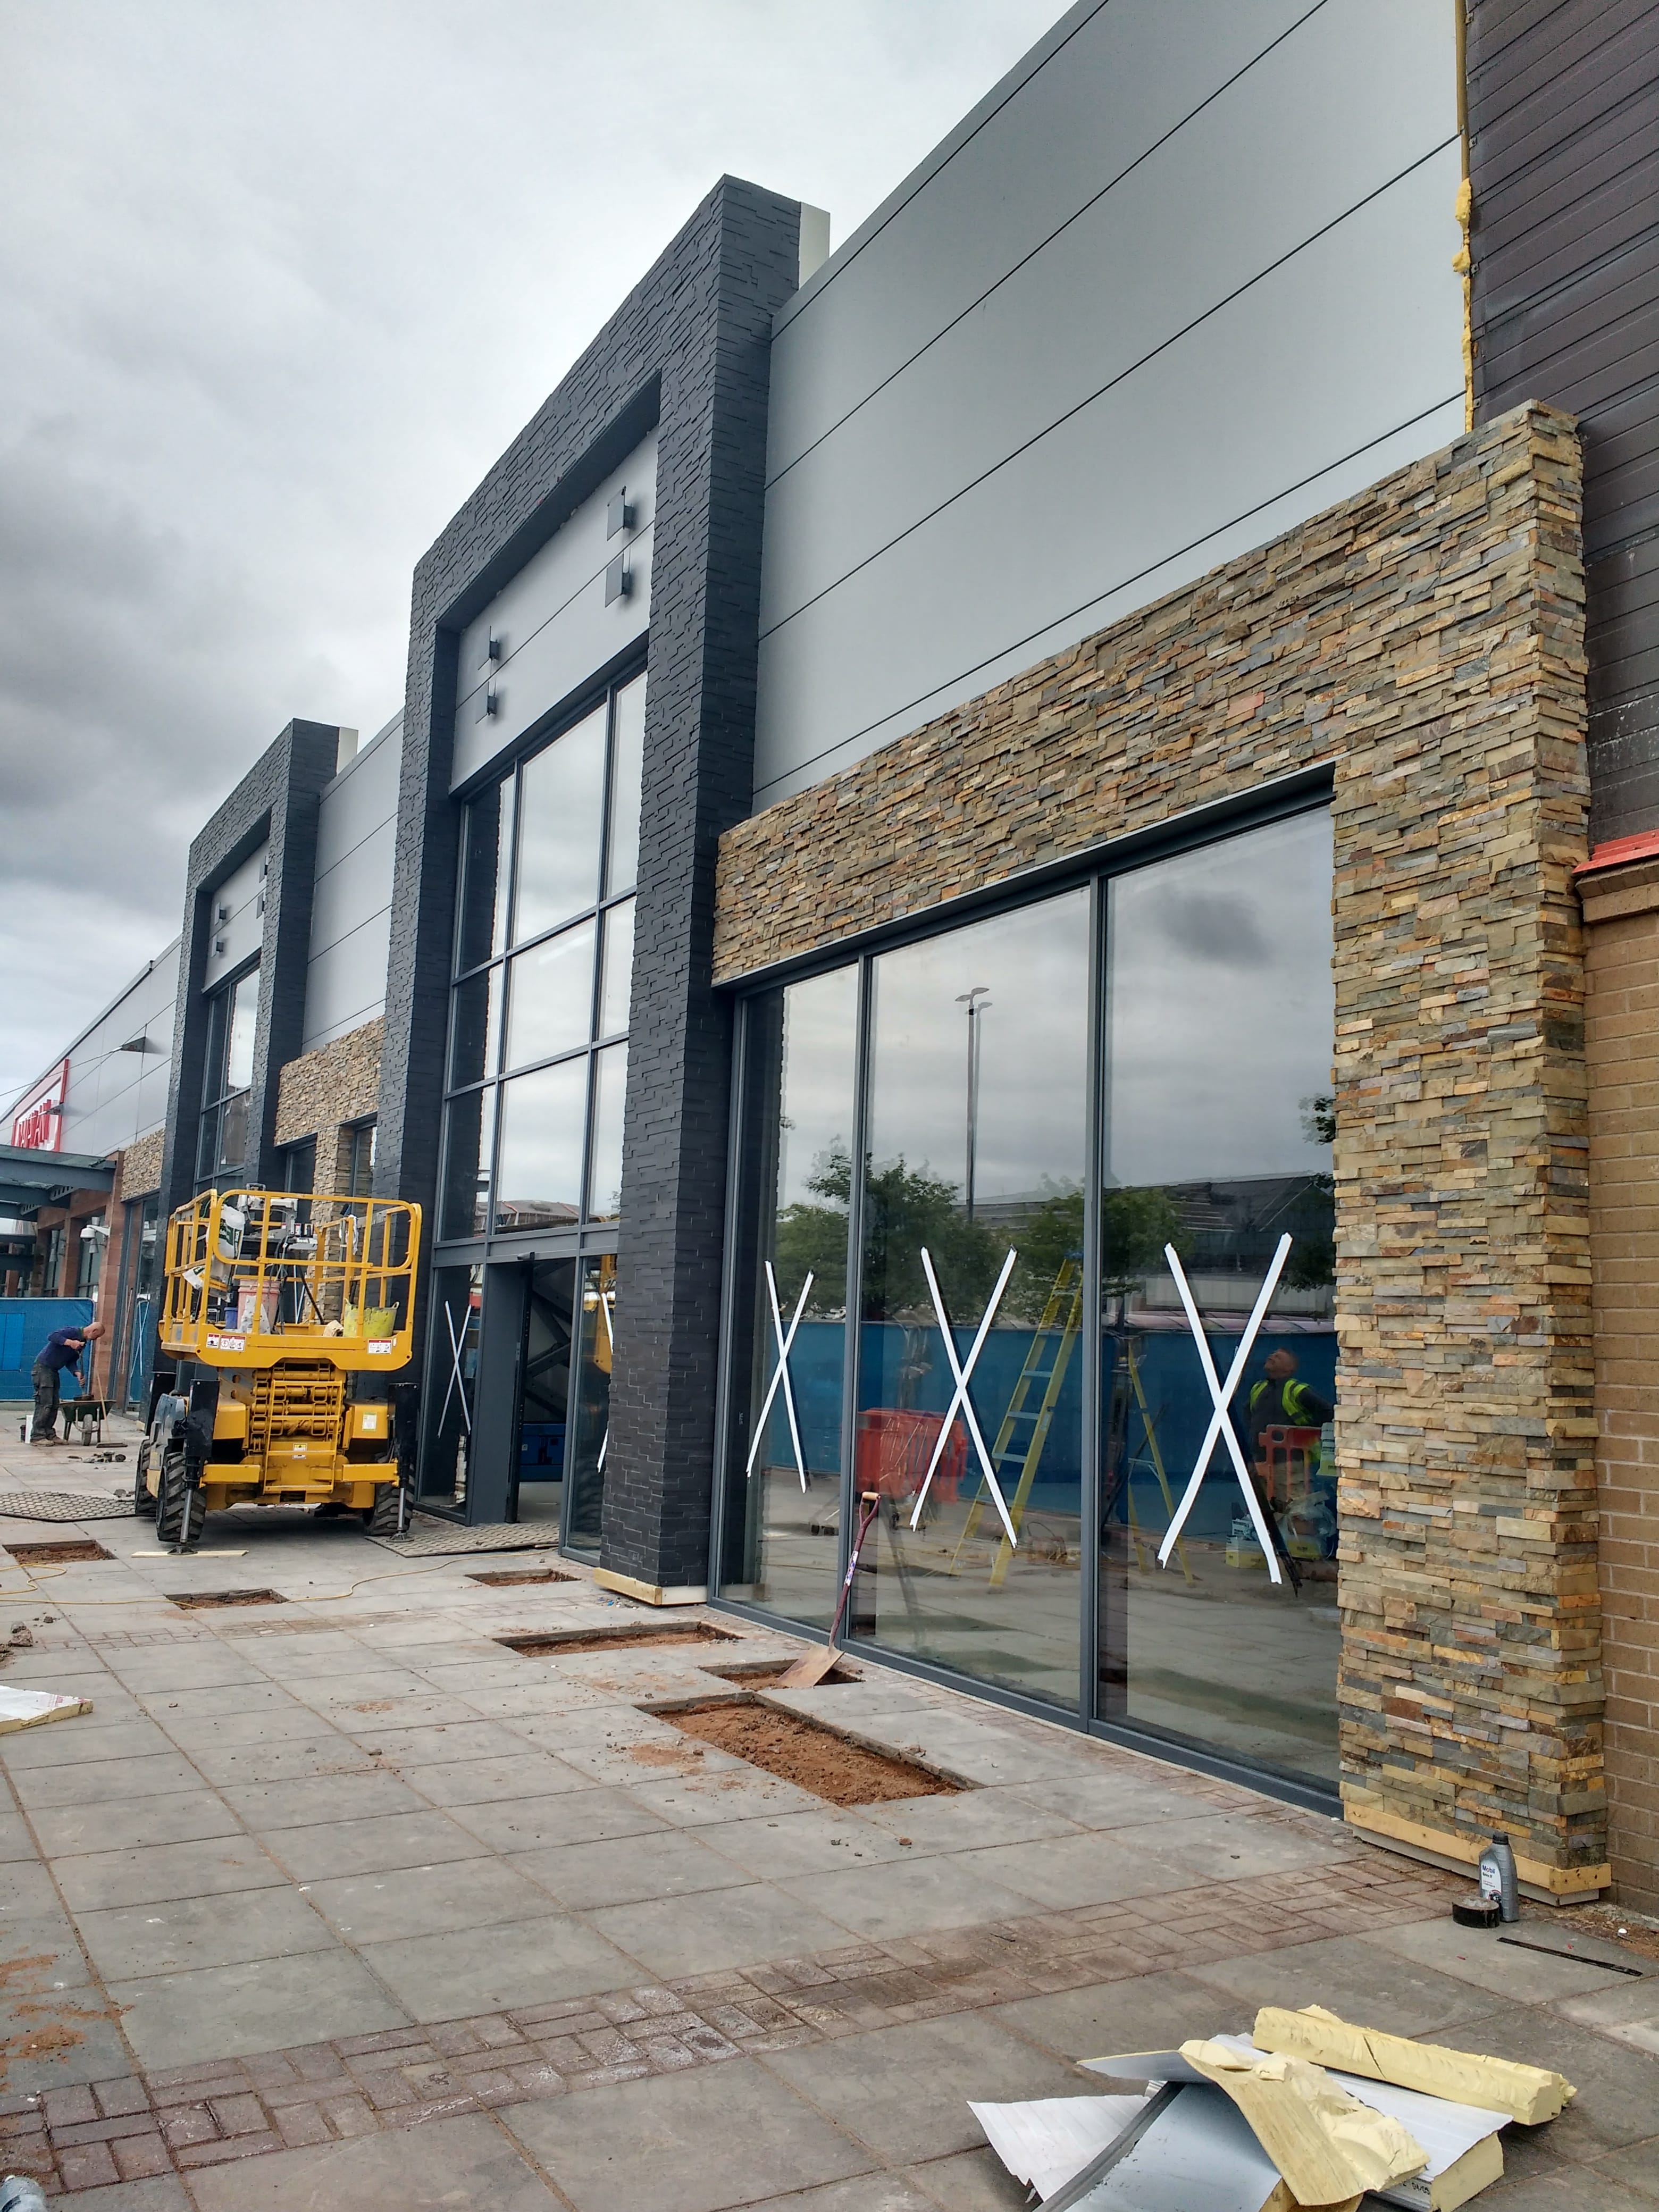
(708, 763, 1340, 1816)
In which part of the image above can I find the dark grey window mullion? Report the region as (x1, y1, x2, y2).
(708, 995, 753, 1598)
(836, 953, 874, 1605)
(1079, 871, 1106, 1727)
(596, 684, 619, 904)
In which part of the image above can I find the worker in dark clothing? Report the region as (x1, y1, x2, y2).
(1245, 1345, 1333, 1463)
(31, 1322, 105, 1444)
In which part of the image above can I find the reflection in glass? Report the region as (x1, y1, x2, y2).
(513, 705, 606, 945)
(598, 898, 634, 1038)
(565, 1254, 616, 1552)
(440, 1086, 495, 1241)
(449, 967, 502, 1089)
(605, 673, 646, 896)
(517, 1259, 574, 1526)
(422, 1264, 481, 1506)
(719, 968, 858, 1628)
(226, 970, 258, 1092)
(854, 891, 1091, 1707)
(457, 783, 515, 972)
(1099, 808, 1337, 1789)
(493, 1058, 586, 1233)
(586, 1043, 627, 1222)
(505, 919, 596, 1072)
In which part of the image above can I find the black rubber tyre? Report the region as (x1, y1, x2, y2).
(133, 1439, 157, 1519)
(156, 1448, 207, 1549)
(365, 1481, 407, 1537)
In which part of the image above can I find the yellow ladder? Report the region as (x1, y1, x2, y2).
(952, 1258, 1084, 1588)
(1119, 1334, 1194, 1583)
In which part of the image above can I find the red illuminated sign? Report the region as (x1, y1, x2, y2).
(10, 1060, 68, 1151)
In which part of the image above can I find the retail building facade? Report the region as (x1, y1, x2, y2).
(7, 0, 1657, 1909)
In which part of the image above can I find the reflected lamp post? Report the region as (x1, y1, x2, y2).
(956, 986, 991, 1218)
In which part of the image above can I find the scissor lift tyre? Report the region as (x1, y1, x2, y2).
(133, 1439, 157, 1519)
(365, 1481, 406, 1538)
(156, 1448, 207, 1549)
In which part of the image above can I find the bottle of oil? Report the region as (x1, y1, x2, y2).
(1478, 1832, 1519, 1922)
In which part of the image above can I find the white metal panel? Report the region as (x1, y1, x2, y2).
(313, 715, 402, 878)
(200, 843, 267, 991)
(450, 432, 656, 792)
(753, 0, 1464, 809)
(299, 716, 402, 1052)
(300, 912, 393, 1053)
(766, 0, 1314, 474)
(305, 816, 396, 975)
(55, 940, 181, 1159)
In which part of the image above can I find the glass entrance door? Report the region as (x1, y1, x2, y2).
(516, 1260, 575, 1530)
(563, 1255, 615, 1553)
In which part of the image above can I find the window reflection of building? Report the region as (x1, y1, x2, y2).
(718, 802, 1339, 1793)
(196, 966, 259, 1184)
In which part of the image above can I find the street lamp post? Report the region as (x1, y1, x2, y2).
(956, 987, 990, 1218)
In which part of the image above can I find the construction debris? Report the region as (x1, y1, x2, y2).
(974, 2009, 1571, 2209)
(0, 1688, 92, 1735)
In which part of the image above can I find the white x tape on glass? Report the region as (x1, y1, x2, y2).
(910, 1245, 1021, 1548)
(437, 1300, 472, 1437)
(595, 1281, 616, 1473)
(746, 1262, 814, 1489)
(1157, 1231, 1293, 1584)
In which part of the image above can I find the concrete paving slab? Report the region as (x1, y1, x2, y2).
(761, 2009, 1086, 2165)
(991, 1965, 1251, 2060)
(187, 1731, 375, 1786)
(304, 1853, 556, 1942)
(858, 1784, 1086, 1855)
(699, 1805, 915, 1880)
(1017, 1768, 1238, 1830)
(331, 1692, 483, 1735)
(757, 2173, 942, 2211)
(137, 1680, 309, 1722)
(221, 1767, 431, 1830)
(618, 1767, 824, 1826)
(520, 1826, 758, 1909)
(454, 1783, 669, 1851)
(28, 1787, 243, 1856)
(0, 1904, 96, 1996)
(1435, 2002, 1659, 2156)
(161, 1704, 341, 1747)
(351, 1716, 563, 1766)
(906, 2145, 1030, 2209)
(110, 1944, 409, 2067)
(502, 2055, 877, 2212)
(260, 1806, 491, 1881)
(1, 1716, 176, 1769)
(357, 1910, 638, 2018)
(405, 1750, 591, 1806)
(1185, 1930, 1514, 2037)
(98, 1650, 269, 1696)
(183, 2109, 568, 2212)
(0, 1988, 136, 2095)
(0, 1807, 37, 1860)
(1363, 1915, 1629, 2002)
(4, 1860, 76, 1915)
(965, 1830, 1179, 1909)
(778, 1851, 1037, 1940)
(75, 1883, 339, 1979)
(1141, 1808, 1352, 1881)
(1586, 2136, 1659, 2203)
(583, 1879, 859, 1978)
(53, 1832, 289, 1912)
(1554, 1975, 1659, 2042)
(47, 2179, 191, 2212)
(5, 1748, 205, 1808)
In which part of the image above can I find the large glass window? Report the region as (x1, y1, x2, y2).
(720, 966, 860, 1628)
(1099, 809, 1337, 1788)
(422, 1264, 481, 1508)
(197, 965, 259, 1182)
(439, 671, 643, 1244)
(719, 801, 1338, 1789)
(565, 1254, 616, 1553)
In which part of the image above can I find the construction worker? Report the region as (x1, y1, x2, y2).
(30, 1320, 105, 1444)
(1245, 1345, 1331, 1464)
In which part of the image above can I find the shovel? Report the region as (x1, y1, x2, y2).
(775, 1489, 882, 1689)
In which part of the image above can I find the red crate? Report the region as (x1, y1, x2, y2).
(855, 1407, 967, 1504)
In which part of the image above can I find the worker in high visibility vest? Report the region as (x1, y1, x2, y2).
(1245, 1346, 1332, 1467)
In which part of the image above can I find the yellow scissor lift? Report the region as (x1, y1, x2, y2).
(140, 1187, 421, 1549)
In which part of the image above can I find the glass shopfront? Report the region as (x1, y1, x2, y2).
(422, 668, 642, 1536)
(718, 799, 1339, 1794)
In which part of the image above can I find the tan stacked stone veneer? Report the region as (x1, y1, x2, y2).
(273, 1016, 383, 1189)
(716, 403, 1606, 1892)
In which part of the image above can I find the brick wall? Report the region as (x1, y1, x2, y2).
(715, 403, 1605, 1890)
(1580, 853, 1659, 1911)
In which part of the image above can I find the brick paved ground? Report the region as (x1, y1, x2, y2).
(2, 1419, 1656, 2209)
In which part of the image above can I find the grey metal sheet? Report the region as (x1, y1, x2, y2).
(55, 942, 181, 1159)
(759, 5, 1460, 635)
(765, 0, 1321, 479)
(300, 913, 392, 1055)
(200, 843, 267, 992)
(313, 720, 401, 879)
(754, 156, 1463, 807)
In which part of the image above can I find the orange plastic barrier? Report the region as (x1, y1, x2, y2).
(855, 1407, 968, 1504)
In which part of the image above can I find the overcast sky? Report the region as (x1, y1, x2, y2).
(0, 0, 1060, 1112)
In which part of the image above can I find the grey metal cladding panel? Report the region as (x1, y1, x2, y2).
(764, 0, 1323, 477)
(200, 842, 268, 991)
(451, 434, 656, 712)
(1481, 279, 1659, 426)
(313, 725, 403, 878)
(754, 157, 1463, 801)
(1468, 0, 1655, 119)
(450, 525, 652, 790)
(60, 944, 183, 1155)
(300, 916, 390, 1055)
(306, 815, 397, 958)
(1477, 150, 1659, 317)
(759, 4, 1458, 633)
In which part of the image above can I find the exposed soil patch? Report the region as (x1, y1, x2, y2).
(664, 1699, 960, 1806)
(167, 1588, 288, 1611)
(497, 1623, 740, 1657)
(6, 1540, 112, 1565)
(705, 1660, 858, 1688)
(467, 1568, 575, 1587)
